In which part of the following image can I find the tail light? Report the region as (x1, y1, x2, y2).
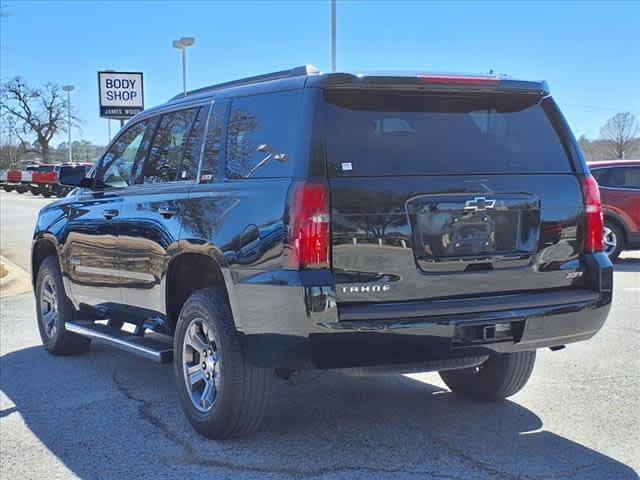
(286, 182, 330, 269)
(581, 175, 604, 253)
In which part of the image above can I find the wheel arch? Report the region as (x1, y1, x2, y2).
(31, 235, 60, 288)
(165, 249, 233, 334)
(603, 211, 629, 246)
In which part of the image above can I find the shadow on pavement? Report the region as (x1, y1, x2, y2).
(1, 344, 638, 480)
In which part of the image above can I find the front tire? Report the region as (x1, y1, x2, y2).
(174, 287, 271, 439)
(439, 351, 536, 400)
(603, 220, 624, 262)
(35, 255, 90, 355)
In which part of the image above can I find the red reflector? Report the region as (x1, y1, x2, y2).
(581, 175, 604, 253)
(287, 182, 330, 269)
(418, 74, 500, 86)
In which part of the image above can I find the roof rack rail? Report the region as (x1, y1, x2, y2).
(169, 64, 320, 101)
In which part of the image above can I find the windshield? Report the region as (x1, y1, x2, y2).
(323, 91, 572, 176)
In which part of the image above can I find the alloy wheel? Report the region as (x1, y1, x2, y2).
(603, 226, 618, 256)
(182, 318, 221, 413)
(39, 275, 58, 339)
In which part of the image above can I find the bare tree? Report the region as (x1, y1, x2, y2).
(600, 112, 639, 159)
(0, 77, 79, 162)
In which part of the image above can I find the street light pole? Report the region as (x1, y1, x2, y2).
(172, 37, 195, 96)
(331, 0, 336, 72)
(181, 48, 187, 96)
(62, 85, 74, 163)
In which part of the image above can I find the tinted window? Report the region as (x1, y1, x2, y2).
(323, 92, 572, 176)
(599, 167, 640, 189)
(200, 103, 225, 182)
(144, 108, 200, 183)
(38, 165, 55, 173)
(98, 120, 152, 188)
(226, 91, 300, 179)
(591, 168, 609, 184)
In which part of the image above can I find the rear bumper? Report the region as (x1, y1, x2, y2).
(232, 253, 613, 368)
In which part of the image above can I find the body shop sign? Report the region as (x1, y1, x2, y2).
(98, 71, 144, 119)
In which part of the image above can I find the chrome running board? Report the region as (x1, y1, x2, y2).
(66, 321, 173, 363)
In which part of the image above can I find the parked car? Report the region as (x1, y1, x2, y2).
(18, 165, 40, 194)
(30, 164, 57, 196)
(588, 160, 640, 261)
(3, 168, 22, 192)
(32, 66, 612, 439)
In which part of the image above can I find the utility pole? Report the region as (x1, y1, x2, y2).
(331, 0, 337, 72)
(62, 85, 74, 163)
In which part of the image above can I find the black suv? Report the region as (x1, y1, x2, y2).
(32, 66, 613, 439)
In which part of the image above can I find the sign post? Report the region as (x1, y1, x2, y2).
(98, 71, 144, 121)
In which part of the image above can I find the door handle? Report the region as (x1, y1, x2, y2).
(103, 209, 119, 220)
(158, 205, 178, 218)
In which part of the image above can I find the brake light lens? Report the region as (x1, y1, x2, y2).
(286, 182, 330, 269)
(581, 175, 604, 253)
(418, 74, 500, 86)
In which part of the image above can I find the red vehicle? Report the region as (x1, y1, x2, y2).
(588, 160, 640, 261)
(31, 164, 59, 197)
(3, 169, 23, 192)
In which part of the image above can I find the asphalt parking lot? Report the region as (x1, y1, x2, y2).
(1, 190, 639, 480)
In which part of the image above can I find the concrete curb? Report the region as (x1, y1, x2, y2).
(0, 255, 32, 298)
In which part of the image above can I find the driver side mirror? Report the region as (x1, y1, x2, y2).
(58, 167, 92, 188)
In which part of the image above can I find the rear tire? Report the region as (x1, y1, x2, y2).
(174, 287, 271, 439)
(439, 351, 536, 400)
(35, 255, 90, 355)
(603, 220, 624, 262)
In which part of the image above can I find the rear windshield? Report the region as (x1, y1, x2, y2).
(322, 91, 572, 176)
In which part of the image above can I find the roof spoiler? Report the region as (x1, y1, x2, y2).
(317, 73, 550, 95)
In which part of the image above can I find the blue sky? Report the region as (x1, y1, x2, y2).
(2, 0, 639, 146)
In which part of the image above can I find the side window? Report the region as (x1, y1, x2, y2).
(591, 168, 610, 186)
(627, 168, 640, 189)
(608, 167, 640, 189)
(226, 90, 300, 179)
(199, 102, 225, 182)
(98, 120, 151, 188)
(182, 107, 208, 181)
(144, 108, 199, 183)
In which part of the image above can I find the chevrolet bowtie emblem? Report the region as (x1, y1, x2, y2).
(464, 196, 496, 211)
